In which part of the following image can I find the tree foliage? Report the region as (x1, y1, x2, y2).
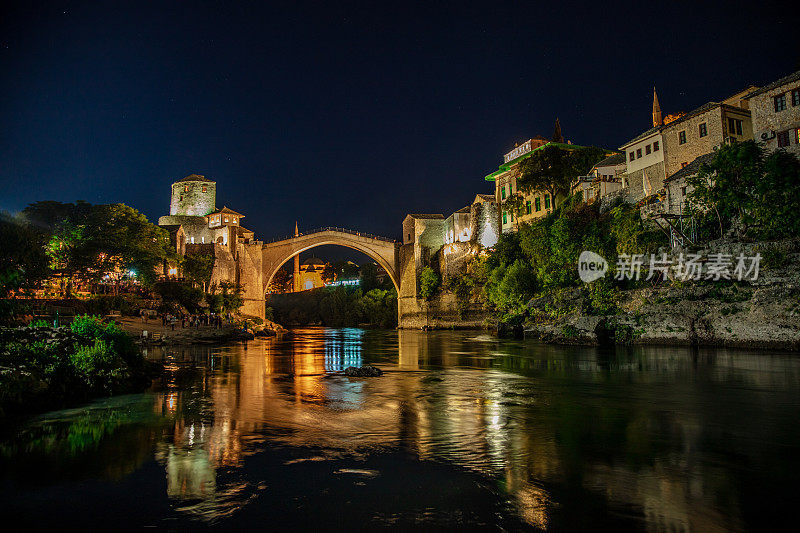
(0, 212, 50, 297)
(687, 141, 800, 239)
(418, 266, 440, 300)
(515, 145, 608, 211)
(183, 252, 215, 290)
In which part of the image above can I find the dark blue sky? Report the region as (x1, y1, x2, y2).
(2, 1, 798, 242)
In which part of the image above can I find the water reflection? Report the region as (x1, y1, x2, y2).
(2, 328, 800, 530)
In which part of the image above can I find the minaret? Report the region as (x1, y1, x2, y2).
(293, 221, 301, 292)
(652, 87, 663, 127)
(552, 117, 564, 143)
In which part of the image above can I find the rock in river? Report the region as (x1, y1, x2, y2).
(343, 365, 383, 377)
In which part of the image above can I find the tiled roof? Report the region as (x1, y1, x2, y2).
(209, 206, 245, 217)
(593, 152, 626, 168)
(661, 102, 722, 129)
(619, 127, 661, 149)
(176, 174, 215, 183)
(407, 213, 444, 219)
(664, 152, 715, 183)
(455, 206, 471, 213)
(744, 70, 800, 99)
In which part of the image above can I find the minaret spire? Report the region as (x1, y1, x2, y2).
(293, 221, 301, 292)
(552, 117, 564, 143)
(652, 87, 663, 127)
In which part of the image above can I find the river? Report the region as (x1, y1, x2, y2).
(1, 328, 799, 530)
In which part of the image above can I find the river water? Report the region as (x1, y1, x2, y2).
(1, 328, 799, 531)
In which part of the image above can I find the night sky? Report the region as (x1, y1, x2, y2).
(2, 1, 798, 244)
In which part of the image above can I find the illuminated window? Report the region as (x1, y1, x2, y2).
(774, 93, 787, 112)
(678, 131, 687, 144)
(202, 186, 207, 193)
(535, 197, 541, 211)
(629, 151, 635, 161)
(636, 148, 642, 158)
(502, 211, 507, 224)
(795, 128, 800, 144)
(793, 89, 800, 107)
(224, 217, 229, 223)
(544, 195, 551, 209)
(699, 123, 707, 137)
(645, 144, 651, 155)
(777, 130, 790, 147)
(233, 218, 237, 224)
(653, 141, 660, 151)
(184, 185, 189, 192)
(501, 185, 506, 200)
(525, 200, 532, 215)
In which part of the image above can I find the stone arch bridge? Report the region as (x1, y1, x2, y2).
(261, 227, 401, 292)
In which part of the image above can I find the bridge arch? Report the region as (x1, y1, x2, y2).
(261, 230, 400, 295)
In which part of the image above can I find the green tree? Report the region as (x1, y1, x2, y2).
(0, 212, 50, 297)
(418, 266, 440, 300)
(516, 145, 607, 212)
(183, 252, 215, 291)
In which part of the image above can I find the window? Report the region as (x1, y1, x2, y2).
(502, 211, 507, 224)
(699, 123, 707, 137)
(525, 200, 532, 215)
(795, 128, 800, 145)
(224, 217, 229, 223)
(777, 130, 790, 148)
(501, 185, 506, 200)
(535, 197, 541, 211)
(629, 151, 635, 161)
(774, 93, 787, 112)
(793, 88, 800, 107)
(407, 233, 411, 241)
(636, 148, 642, 158)
(728, 117, 743, 136)
(202, 186, 207, 193)
(653, 140, 660, 151)
(678, 131, 687, 144)
(184, 185, 189, 192)
(232, 217, 237, 224)
(681, 186, 687, 196)
(544, 195, 551, 209)
(645, 144, 651, 155)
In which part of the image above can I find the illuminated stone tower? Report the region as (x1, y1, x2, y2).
(652, 87, 663, 127)
(293, 221, 301, 292)
(169, 174, 216, 216)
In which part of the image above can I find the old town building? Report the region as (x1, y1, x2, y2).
(744, 70, 800, 156)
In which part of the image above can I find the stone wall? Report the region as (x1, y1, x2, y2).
(621, 160, 666, 203)
(749, 81, 800, 157)
(170, 181, 216, 216)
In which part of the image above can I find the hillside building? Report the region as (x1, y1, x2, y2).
(744, 70, 800, 156)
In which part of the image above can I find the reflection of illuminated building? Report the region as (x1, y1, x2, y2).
(324, 328, 363, 372)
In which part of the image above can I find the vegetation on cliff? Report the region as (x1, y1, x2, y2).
(267, 286, 398, 328)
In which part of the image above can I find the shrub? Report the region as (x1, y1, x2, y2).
(70, 339, 129, 393)
(419, 267, 440, 300)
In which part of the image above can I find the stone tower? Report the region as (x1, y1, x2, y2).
(169, 174, 217, 216)
(552, 117, 564, 143)
(293, 221, 301, 292)
(652, 87, 663, 127)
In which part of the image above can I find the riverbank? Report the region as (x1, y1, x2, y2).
(521, 242, 800, 350)
(116, 316, 288, 345)
(0, 317, 158, 417)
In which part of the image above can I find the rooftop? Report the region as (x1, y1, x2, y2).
(664, 152, 715, 183)
(744, 70, 800, 99)
(176, 174, 215, 183)
(593, 152, 626, 168)
(407, 213, 445, 219)
(619, 127, 662, 149)
(485, 142, 605, 181)
(209, 206, 245, 217)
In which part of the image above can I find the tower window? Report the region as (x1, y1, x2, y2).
(202, 186, 207, 193)
(184, 185, 189, 192)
